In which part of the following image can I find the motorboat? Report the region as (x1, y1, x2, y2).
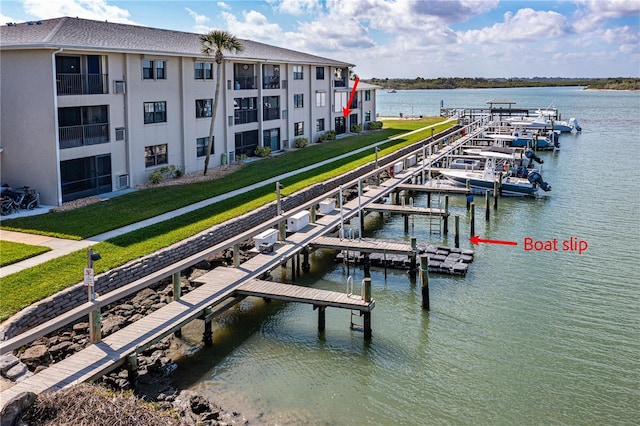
(505, 114, 579, 133)
(440, 151, 551, 196)
(484, 131, 560, 151)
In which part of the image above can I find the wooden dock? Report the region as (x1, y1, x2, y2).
(398, 183, 470, 195)
(310, 236, 414, 255)
(365, 202, 447, 216)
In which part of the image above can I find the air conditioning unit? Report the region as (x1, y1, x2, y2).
(228, 151, 235, 164)
(115, 127, 125, 141)
(114, 80, 126, 94)
(117, 174, 129, 189)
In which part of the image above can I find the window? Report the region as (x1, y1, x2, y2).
(316, 67, 324, 80)
(294, 122, 304, 136)
(316, 118, 325, 132)
(196, 137, 212, 157)
(365, 111, 371, 122)
(293, 94, 304, 108)
(316, 92, 326, 107)
(145, 144, 167, 167)
(143, 59, 166, 80)
(144, 101, 167, 124)
(195, 62, 213, 79)
(365, 90, 371, 101)
(196, 99, 212, 118)
(293, 65, 303, 80)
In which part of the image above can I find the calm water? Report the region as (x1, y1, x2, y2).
(172, 87, 640, 425)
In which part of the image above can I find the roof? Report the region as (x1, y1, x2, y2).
(0, 17, 353, 67)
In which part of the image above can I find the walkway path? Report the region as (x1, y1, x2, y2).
(0, 121, 453, 278)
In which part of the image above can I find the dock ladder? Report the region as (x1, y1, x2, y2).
(347, 276, 364, 331)
(428, 192, 443, 235)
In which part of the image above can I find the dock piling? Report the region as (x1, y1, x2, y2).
(485, 191, 490, 221)
(454, 215, 460, 248)
(419, 254, 430, 310)
(470, 203, 475, 237)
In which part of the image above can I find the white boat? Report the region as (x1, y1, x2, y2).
(506, 114, 579, 133)
(440, 151, 551, 196)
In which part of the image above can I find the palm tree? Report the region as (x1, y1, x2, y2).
(200, 30, 244, 175)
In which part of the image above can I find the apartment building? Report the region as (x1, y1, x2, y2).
(0, 17, 377, 205)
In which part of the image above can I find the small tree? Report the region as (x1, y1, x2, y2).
(200, 30, 244, 175)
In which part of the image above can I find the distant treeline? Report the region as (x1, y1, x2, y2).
(362, 77, 640, 91)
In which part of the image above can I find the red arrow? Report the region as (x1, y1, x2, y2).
(342, 77, 360, 118)
(470, 235, 518, 246)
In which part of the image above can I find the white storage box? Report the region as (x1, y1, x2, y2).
(393, 161, 404, 174)
(287, 210, 310, 232)
(254, 228, 278, 246)
(318, 199, 335, 214)
(406, 156, 417, 167)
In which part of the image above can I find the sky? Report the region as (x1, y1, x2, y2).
(1, 0, 639, 78)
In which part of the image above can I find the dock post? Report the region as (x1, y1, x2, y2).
(303, 246, 311, 272)
(404, 214, 409, 232)
(363, 277, 372, 340)
(443, 195, 449, 235)
(296, 252, 302, 276)
(363, 253, 371, 278)
(172, 271, 182, 337)
(291, 254, 296, 279)
(454, 215, 460, 248)
(363, 313, 372, 341)
(410, 237, 417, 277)
(427, 192, 431, 207)
(233, 243, 240, 267)
(203, 307, 213, 346)
(498, 172, 504, 196)
(485, 191, 490, 221)
(493, 181, 499, 210)
(310, 205, 317, 223)
(125, 353, 138, 380)
(317, 305, 326, 332)
(419, 254, 430, 310)
(172, 272, 181, 301)
(470, 203, 475, 237)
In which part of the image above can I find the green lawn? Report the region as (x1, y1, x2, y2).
(0, 241, 51, 266)
(0, 118, 454, 321)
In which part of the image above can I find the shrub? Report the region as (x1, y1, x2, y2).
(318, 130, 336, 142)
(368, 121, 383, 130)
(350, 124, 362, 133)
(148, 165, 182, 184)
(294, 137, 308, 148)
(254, 146, 271, 157)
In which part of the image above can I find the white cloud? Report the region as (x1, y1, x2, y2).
(459, 8, 571, 44)
(221, 10, 283, 42)
(573, 0, 640, 32)
(217, 2, 231, 11)
(268, 0, 322, 16)
(185, 7, 210, 33)
(22, 0, 135, 24)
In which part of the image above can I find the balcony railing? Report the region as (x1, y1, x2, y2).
(234, 109, 258, 125)
(59, 123, 109, 149)
(262, 76, 280, 89)
(234, 76, 257, 90)
(334, 78, 347, 88)
(56, 74, 109, 95)
(263, 107, 280, 121)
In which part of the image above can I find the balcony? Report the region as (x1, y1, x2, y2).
(234, 109, 258, 125)
(234, 76, 257, 90)
(56, 74, 109, 95)
(262, 76, 280, 89)
(263, 107, 280, 121)
(59, 123, 109, 149)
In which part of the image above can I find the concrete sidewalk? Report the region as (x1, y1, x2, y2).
(0, 121, 453, 278)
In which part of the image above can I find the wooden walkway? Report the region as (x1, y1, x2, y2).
(365, 202, 447, 217)
(310, 236, 413, 255)
(236, 279, 374, 312)
(398, 183, 470, 194)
